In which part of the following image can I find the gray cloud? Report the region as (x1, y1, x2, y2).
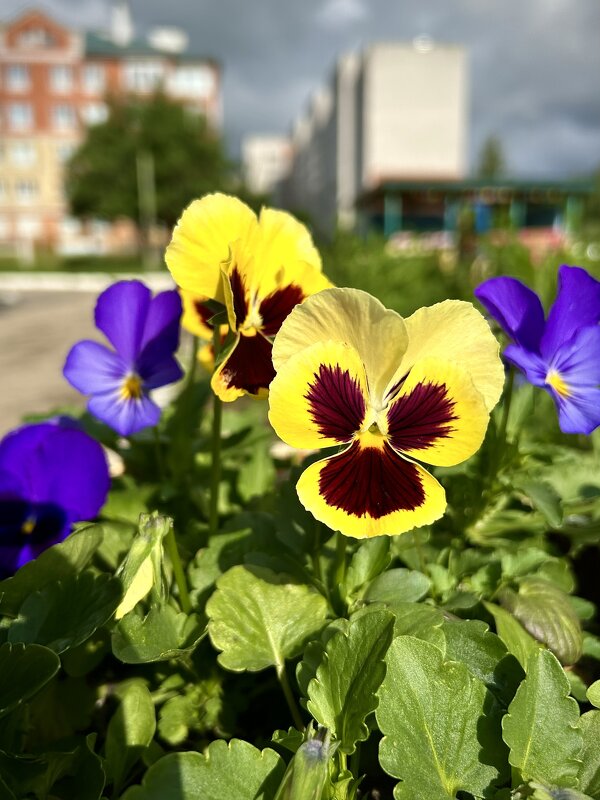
(3, 0, 599, 176)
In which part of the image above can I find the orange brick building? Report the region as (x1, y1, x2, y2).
(0, 5, 221, 255)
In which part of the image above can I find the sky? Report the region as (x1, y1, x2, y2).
(3, 0, 600, 178)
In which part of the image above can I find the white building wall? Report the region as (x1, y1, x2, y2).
(242, 135, 292, 197)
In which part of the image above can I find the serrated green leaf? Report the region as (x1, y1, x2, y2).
(364, 568, 430, 605)
(306, 610, 394, 753)
(587, 682, 600, 709)
(344, 538, 391, 599)
(0, 642, 60, 719)
(500, 578, 582, 665)
(105, 679, 156, 793)
(8, 571, 121, 654)
(121, 739, 285, 800)
(502, 648, 582, 788)
(579, 710, 600, 798)
(485, 601, 541, 669)
(442, 619, 524, 707)
(206, 565, 328, 672)
(112, 606, 205, 663)
(0, 525, 104, 616)
(377, 636, 507, 799)
(387, 601, 445, 651)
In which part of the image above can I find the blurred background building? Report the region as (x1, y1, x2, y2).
(0, 1, 221, 257)
(241, 135, 292, 198)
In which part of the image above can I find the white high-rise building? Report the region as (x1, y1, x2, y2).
(241, 135, 292, 197)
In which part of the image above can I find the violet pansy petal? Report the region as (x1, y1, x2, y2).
(550, 326, 600, 388)
(0, 423, 56, 498)
(475, 277, 545, 351)
(95, 280, 151, 364)
(88, 391, 161, 437)
(63, 340, 127, 395)
(503, 344, 548, 387)
(139, 290, 182, 355)
(0, 469, 25, 501)
(541, 265, 600, 360)
(140, 355, 184, 391)
(24, 427, 110, 521)
(555, 387, 600, 436)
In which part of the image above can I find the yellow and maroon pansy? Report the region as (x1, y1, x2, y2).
(166, 193, 331, 401)
(268, 288, 504, 538)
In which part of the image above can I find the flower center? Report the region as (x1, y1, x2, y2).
(545, 369, 571, 398)
(121, 374, 143, 401)
(241, 304, 263, 336)
(357, 420, 387, 450)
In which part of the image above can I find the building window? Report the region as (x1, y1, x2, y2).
(6, 65, 30, 92)
(10, 141, 37, 167)
(15, 179, 38, 204)
(8, 103, 34, 131)
(82, 64, 105, 94)
(81, 102, 108, 126)
(124, 60, 164, 93)
(52, 104, 76, 130)
(170, 66, 214, 98)
(50, 65, 74, 93)
(18, 28, 56, 48)
(57, 142, 77, 163)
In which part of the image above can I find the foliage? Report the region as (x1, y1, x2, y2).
(477, 135, 507, 179)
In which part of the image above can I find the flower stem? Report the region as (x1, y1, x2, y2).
(164, 525, 192, 615)
(334, 532, 347, 589)
(153, 426, 165, 480)
(276, 663, 304, 731)
(186, 334, 199, 388)
(209, 327, 223, 537)
(497, 366, 515, 446)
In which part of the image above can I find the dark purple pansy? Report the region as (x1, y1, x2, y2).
(475, 265, 600, 435)
(64, 281, 184, 436)
(0, 421, 110, 577)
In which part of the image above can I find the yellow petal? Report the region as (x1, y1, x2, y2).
(165, 193, 257, 302)
(296, 442, 446, 538)
(272, 288, 408, 405)
(114, 555, 154, 620)
(180, 290, 214, 339)
(384, 357, 490, 467)
(393, 300, 504, 412)
(268, 339, 369, 450)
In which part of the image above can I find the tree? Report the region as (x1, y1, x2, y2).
(477, 135, 506, 180)
(66, 93, 230, 228)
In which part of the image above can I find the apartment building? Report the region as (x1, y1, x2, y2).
(0, 3, 221, 254)
(281, 41, 468, 236)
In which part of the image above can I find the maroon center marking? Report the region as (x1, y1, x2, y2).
(305, 364, 365, 442)
(220, 332, 275, 395)
(319, 440, 426, 517)
(259, 284, 305, 337)
(229, 267, 249, 327)
(193, 300, 215, 330)
(387, 380, 457, 452)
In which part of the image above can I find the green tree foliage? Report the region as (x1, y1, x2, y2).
(65, 93, 230, 226)
(477, 135, 507, 179)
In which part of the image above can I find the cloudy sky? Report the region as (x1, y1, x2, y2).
(3, 0, 599, 177)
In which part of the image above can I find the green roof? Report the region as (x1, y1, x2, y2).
(368, 177, 595, 195)
(85, 31, 217, 65)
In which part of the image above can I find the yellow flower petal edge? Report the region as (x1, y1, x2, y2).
(396, 299, 505, 412)
(165, 193, 257, 302)
(272, 287, 408, 404)
(268, 339, 369, 450)
(384, 356, 490, 467)
(180, 290, 214, 339)
(296, 450, 446, 539)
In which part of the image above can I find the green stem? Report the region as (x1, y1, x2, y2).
(164, 525, 192, 615)
(186, 334, 199, 388)
(276, 663, 304, 731)
(312, 521, 323, 584)
(334, 532, 347, 589)
(209, 327, 223, 537)
(497, 366, 515, 446)
(153, 426, 165, 480)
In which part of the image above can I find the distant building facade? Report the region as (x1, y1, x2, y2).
(0, 3, 221, 255)
(241, 135, 292, 197)
(281, 41, 468, 236)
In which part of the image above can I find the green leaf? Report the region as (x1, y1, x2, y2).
(121, 740, 285, 800)
(105, 679, 156, 793)
(344, 538, 391, 599)
(387, 601, 445, 651)
(529, 782, 595, 800)
(0, 642, 60, 719)
(502, 648, 582, 788)
(274, 733, 332, 800)
(112, 606, 205, 663)
(237, 436, 276, 502)
(587, 681, 600, 709)
(579, 710, 600, 798)
(8, 571, 122, 654)
(206, 565, 328, 672)
(485, 601, 541, 669)
(377, 636, 507, 799)
(306, 610, 394, 753)
(514, 478, 563, 527)
(442, 619, 524, 707)
(499, 578, 582, 665)
(364, 568, 431, 605)
(0, 525, 104, 616)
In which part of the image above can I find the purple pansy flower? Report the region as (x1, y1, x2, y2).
(64, 281, 184, 436)
(475, 265, 600, 435)
(0, 421, 110, 576)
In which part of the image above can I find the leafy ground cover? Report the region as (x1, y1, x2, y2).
(1, 197, 600, 800)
